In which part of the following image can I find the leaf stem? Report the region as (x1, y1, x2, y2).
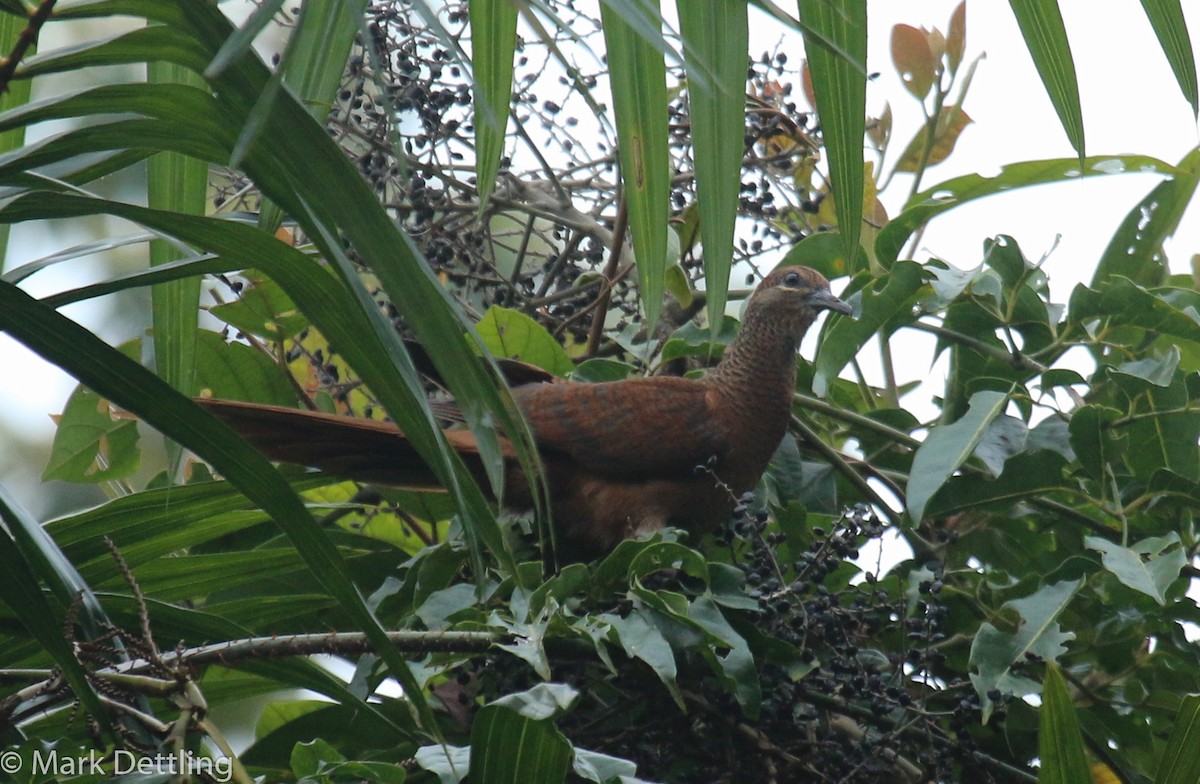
(907, 320, 1048, 374)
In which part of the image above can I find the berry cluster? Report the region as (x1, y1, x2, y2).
(448, 501, 1015, 783)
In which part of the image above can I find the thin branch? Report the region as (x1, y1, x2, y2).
(584, 197, 628, 357)
(794, 392, 921, 449)
(790, 414, 900, 527)
(906, 320, 1048, 375)
(0, 0, 55, 95)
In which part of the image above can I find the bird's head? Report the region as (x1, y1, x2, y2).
(748, 265, 852, 323)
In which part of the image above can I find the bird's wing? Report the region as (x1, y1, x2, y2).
(513, 377, 730, 479)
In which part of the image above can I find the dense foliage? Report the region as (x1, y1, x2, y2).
(1, 2, 1199, 783)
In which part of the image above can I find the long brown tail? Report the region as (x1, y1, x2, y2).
(194, 398, 496, 489)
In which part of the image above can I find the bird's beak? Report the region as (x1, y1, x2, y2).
(808, 289, 853, 316)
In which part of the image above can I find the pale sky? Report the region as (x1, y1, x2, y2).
(873, 1, 1200, 279)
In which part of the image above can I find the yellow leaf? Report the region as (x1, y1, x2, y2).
(894, 105, 973, 172)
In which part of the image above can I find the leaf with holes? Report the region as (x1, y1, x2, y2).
(1085, 534, 1186, 606)
(969, 579, 1080, 723)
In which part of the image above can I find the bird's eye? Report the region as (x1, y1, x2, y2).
(783, 271, 802, 287)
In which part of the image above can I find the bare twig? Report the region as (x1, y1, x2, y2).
(584, 198, 628, 357)
(0, 0, 55, 95)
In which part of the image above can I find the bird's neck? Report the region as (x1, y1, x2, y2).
(707, 306, 811, 396)
(699, 304, 812, 490)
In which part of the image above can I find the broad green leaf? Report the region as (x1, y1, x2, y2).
(813, 261, 923, 396)
(193, 329, 299, 406)
(689, 596, 761, 717)
(42, 384, 140, 483)
(1149, 467, 1200, 508)
(591, 536, 666, 590)
(259, 701, 328, 741)
(664, 262, 693, 305)
(876, 155, 1175, 266)
(1119, 372, 1200, 480)
(907, 389, 1009, 521)
(1156, 694, 1200, 784)
(1111, 346, 1182, 388)
(571, 357, 636, 382)
(628, 540, 709, 584)
(602, 609, 683, 708)
(778, 229, 866, 280)
(676, 0, 747, 335)
(416, 584, 479, 630)
(477, 306, 576, 377)
(925, 450, 1070, 518)
(1085, 534, 1186, 606)
(245, 697, 414, 768)
(1038, 663, 1091, 784)
(969, 579, 1081, 723)
(291, 738, 345, 778)
(660, 315, 739, 362)
(1092, 146, 1200, 288)
(1069, 277, 1200, 350)
(573, 749, 638, 784)
(208, 275, 310, 341)
(767, 436, 838, 513)
(528, 564, 591, 617)
(1138, 0, 1198, 118)
(304, 761, 407, 783)
(798, 0, 866, 262)
(295, 738, 410, 784)
(469, 0, 518, 205)
(414, 744, 470, 783)
(601, 0, 669, 331)
(1068, 405, 1126, 482)
(1008, 0, 1085, 161)
(979, 234, 1053, 330)
(973, 415, 1028, 476)
(490, 683, 580, 720)
(492, 608, 553, 680)
(707, 562, 762, 611)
